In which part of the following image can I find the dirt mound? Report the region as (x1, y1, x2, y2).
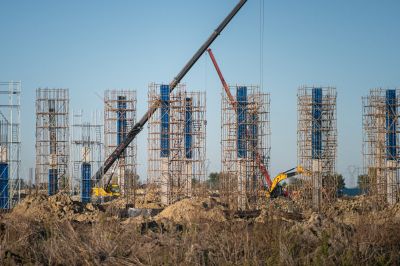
(155, 197, 226, 223)
(288, 212, 355, 259)
(8, 192, 100, 223)
(323, 195, 400, 225)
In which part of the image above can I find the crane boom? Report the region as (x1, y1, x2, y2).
(207, 48, 272, 188)
(93, 0, 248, 185)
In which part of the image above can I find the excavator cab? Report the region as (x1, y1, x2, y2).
(105, 184, 121, 197)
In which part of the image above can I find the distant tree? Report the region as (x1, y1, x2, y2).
(192, 178, 199, 185)
(336, 174, 345, 191)
(357, 174, 369, 194)
(208, 172, 220, 190)
(323, 173, 345, 197)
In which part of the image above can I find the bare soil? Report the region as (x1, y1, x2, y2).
(1, 192, 399, 265)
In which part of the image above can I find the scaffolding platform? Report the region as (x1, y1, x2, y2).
(147, 83, 206, 206)
(363, 88, 400, 206)
(220, 85, 270, 211)
(297, 86, 337, 210)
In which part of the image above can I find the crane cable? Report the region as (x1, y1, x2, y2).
(259, 0, 265, 91)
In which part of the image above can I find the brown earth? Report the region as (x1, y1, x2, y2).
(0, 193, 400, 265)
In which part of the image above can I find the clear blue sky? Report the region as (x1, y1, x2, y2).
(1, 0, 399, 187)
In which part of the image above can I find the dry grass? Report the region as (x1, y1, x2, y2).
(1, 195, 400, 265)
(1, 215, 399, 265)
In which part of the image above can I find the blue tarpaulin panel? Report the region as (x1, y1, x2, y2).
(160, 85, 170, 157)
(185, 98, 193, 159)
(237, 86, 247, 158)
(312, 88, 322, 159)
(81, 163, 91, 204)
(0, 163, 9, 209)
(386, 89, 397, 159)
(48, 168, 58, 196)
(117, 96, 127, 146)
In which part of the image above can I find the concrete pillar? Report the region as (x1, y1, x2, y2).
(312, 159, 322, 210)
(184, 160, 192, 197)
(386, 160, 397, 205)
(160, 157, 169, 205)
(237, 159, 247, 210)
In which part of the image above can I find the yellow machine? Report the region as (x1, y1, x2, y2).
(92, 184, 121, 198)
(266, 166, 309, 198)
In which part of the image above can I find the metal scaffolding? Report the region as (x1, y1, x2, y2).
(71, 110, 103, 203)
(363, 88, 400, 206)
(104, 90, 137, 201)
(221, 85, 270, 210)
(0, 81, 21, 209)
(35, 88, 69, 195)
(297, 86, 337, 210)
(147, 83, 206, 206)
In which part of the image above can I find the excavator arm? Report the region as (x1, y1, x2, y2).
(266, 166, 307, 198)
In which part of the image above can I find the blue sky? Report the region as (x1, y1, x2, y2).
(1, 0, 399, 187)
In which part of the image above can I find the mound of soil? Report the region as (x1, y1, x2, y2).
(8, 192, 100, 223)
(155, 197, 226, 223)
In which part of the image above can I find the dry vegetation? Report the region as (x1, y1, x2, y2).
(1, 193, 400, 265)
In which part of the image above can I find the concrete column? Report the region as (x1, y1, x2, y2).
(312, 159, 322, 210)
(237, 159, 247, 210)
(386, 160, 397, 205)
(160, 157, 169, 205)
(184, 160, 192, 197)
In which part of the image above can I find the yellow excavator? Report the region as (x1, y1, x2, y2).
(266, 166, 310, 198)
(92, 162, 121, 199)
(92, 184, 121, 198)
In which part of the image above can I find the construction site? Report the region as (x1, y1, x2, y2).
(1, 1, 400, 265)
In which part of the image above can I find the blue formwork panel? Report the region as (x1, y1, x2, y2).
(0, 163, 9, 209)
(160, 84, 170, 157)
(237, 86, 248, 158)
(312, 88, 322, 159)
(185, 97, 193, 159)
(117, 96, 127, 146)
(81, 163, 91, 204)
(48, 168, 58, 196)
(386, 89, 397, 159)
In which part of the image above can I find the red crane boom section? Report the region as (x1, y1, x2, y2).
(207, 48, 272, 188)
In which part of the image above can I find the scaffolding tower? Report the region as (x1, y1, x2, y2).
(104, 90, 137, 200)
(147, 83, 206, 206)
(71, 110, 103, 203)
(363, 88, 400, 205)
(0, 81, 21, 209)
(35, 88, 69, 195)
(297, 86, 337, 210)
(221, 85, 270, 210)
